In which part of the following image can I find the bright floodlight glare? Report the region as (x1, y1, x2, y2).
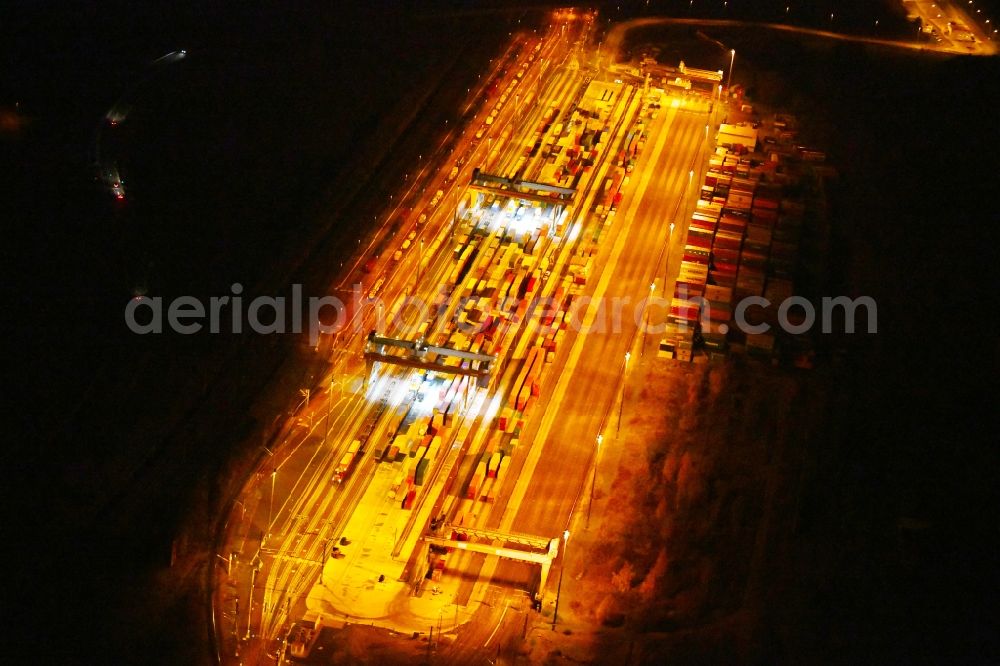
(413, 383, 438, 413)
(566, 221, 581, 242)
(483, 390, 503, 423)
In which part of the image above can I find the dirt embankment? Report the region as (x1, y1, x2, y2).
(532, 357, 832, 664)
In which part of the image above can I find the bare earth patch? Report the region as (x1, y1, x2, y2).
(526, 356, 829, 663)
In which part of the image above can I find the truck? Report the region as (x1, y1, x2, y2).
(333, 439, 363, 483)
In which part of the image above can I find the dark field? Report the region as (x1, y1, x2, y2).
(4, 2, 516, 662)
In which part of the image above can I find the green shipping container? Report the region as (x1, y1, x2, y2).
(415, 458, 429, 486)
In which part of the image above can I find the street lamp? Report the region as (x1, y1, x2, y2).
(298, 388, 312, 428)
(420, 238, 425, 275)
(326, 377, 343, 444)
(726, 49, 735, 95)
(617, 352, 630, 436)
(642, 283, 655, 356)
(686, 168, 694, 206)
(267, 469, 276, 540)
(552, 529, 570, 629)
(587, 434, 603, 528)
(244, 564, 257, 640)
(665, 221, 676, 286)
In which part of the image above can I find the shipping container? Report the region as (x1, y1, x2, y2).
(496, 456, 511, 483)
(488, 452, 502, 479)
(467, 462, 487, 500)
(415, 457, 430, 486)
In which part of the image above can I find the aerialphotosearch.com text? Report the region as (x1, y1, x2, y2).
(125, 282, 877, 345)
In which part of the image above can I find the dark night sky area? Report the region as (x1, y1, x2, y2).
(2, 1, 999, 663)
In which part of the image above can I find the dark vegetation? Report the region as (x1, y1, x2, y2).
(3, 3, 513, 663)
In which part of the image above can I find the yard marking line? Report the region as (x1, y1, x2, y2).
(484, 600, 510, 647)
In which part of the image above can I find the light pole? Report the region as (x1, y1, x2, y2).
(686, 168, 694, 213)
(617, 352, 630, 436)
(244, 564, 257, 640)
(298, 388, 312, 428)
(326, 380, 333, 441)
(665, 221, 676, 286)
(326, 377, 342, 444)
(536, 58, 543, 103)
(587, 434, 603, 528)
(642, 283, 655, 356)
(552, 529, 570, 629)
(414, 237, 424, 291)
(267, 469, 276, 542)
(726, 49, 735, 95)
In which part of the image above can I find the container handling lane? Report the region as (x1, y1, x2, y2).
(229, 19, 579, 654)
(483, 97, 713, 590)
(300, 14, 600, 600)
(320, 48, 582, 596)
(441, 74, 649, 600)
(233, 70, 516, 650)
